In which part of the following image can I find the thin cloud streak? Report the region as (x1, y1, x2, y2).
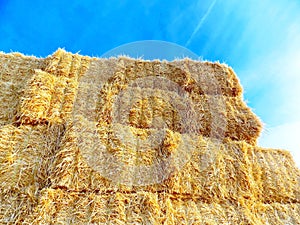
(185, 0, 217, 47)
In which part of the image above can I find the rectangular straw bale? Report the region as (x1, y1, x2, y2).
(74, 58, 123, 123)
(44, 48, 91, 79)
(88, 58, 261, 144)
(0, 52, 46, 84)
(22, 188, 163, 224)
(48, 123, 200, 192)
(51, 121, 299, 206)
(15, 49, 91, 125)
(25, 189, 300, 225)
(17, 69, 81, 124)
(253, 147, 300, 203)
(58, 120, 296, 206)
(0, 53, 46, 125)
(49, 125, 127, 192)
(17, 70, 57, 124)
(165, 59, 240, 97)
(25, 188, 253, 225)
(49, 122, 263, 203)
(190, 94, 262, 144)
(0, 124, 63, 194)
(23, 188, 131, 225)
(109, 57, 242, 97)
(48, 123, 130, 190)
(163, 139, 261, 201)
(47, 49, 74, 77)
(182, 59, 243, 97)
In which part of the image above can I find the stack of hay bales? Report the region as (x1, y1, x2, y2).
(0, 49, 299, 224)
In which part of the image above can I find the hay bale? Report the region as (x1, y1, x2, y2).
(0, 124, 64, 224)
(0, 124, 63, 193)
(0, 52, 46, 126)
(0, 52, 46, 84)
(24, 188, 300, 224)
(254, 148, 300, 203)
(125, 59, 243, 97)
(14, 49, 91, 125)
(78, 57, 262, 144)
(49, 124, 300, 204)
(0, 49, 299, 224)
(24, 188, 253, 224)
(17, 70, 59, 124)
(16, 69, 74, 125)
(44, 48, 91, 79)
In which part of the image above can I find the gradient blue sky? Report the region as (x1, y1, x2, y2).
(1, 0, 300, 166)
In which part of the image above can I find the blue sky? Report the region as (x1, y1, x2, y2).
(0, 0, 300, 167)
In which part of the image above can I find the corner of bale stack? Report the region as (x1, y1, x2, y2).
(12, 49, 92, 126)
(0, 52, 47, 126)
(0, 49, 299, 224)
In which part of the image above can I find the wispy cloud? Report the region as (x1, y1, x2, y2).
(185, 0, 217, 47)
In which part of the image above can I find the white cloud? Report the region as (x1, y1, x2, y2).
(259, 121, 300, 169)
